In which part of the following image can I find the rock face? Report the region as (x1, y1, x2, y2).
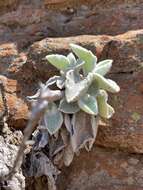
(0, 0, 143, 48)
(0, 0, 143, 189)
(58, 147, 143, 190)
(0, 130, 25, 190)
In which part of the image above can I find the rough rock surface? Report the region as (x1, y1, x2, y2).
(0, 0, 143, 190)
(0, 75, 28, 129)
(0, 130, 25, 190)
(58, 147, 143, 190)
(0, 0, 143, 48)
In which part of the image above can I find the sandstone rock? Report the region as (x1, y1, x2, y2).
(27, 30, 143, 80)
(0, 43, 18, 75)
(27, 35, 111, 81)
(0, 1, 143, 189)
(26, 147, 143, 190)
(0, 75, 28, 129)
(0, 0, 142, 47)
(102, 30, 143, 73)
(62, 147, 143, 190)
(96, 70, 143, 153)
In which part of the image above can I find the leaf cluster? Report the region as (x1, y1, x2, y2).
(28, 44, 120, 153)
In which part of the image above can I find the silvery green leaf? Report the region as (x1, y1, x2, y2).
(27, 89, 40, 101)
(107, 104, 115, 118)
(67, 52, 76, 65)
(59, 98, 80, 113)
(74, 59, 85, 72)
(94, 59, 112, 76)
(40, 88, 63, 102)
(88, 81, 99, 97)
(46, 54, 70, 70)
(71, 111, 97, 152)
(94, 73, 120, 93)
(56, 76, 65, 89)
(46, 75, 60, 87)
(78, 94, 98, 115)
(63, 144, 74, 166)
(97, 90, 115, 118)
(67, 59, 85, 71)
(65, 70, 94, 102)
(33, 125, 49, 149)
(64, 114, 73, 134)
(44, 102, 63, 135)
(87, 116, 99, 150)
(70, 43, 97, 73)
(39, 81, 46, 89)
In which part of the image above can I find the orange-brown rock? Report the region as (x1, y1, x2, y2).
(0, 0, 143, 189)
(0, 75, 28, 129)
(58, 147, 143, 190)
(0, 43, 18, 75)
(27, 30, 143, 80)
(0, 0, 142, 48)
(26, 147, 143, 190)
(26, 35, 112, 80)
(96, 71, 143, 153)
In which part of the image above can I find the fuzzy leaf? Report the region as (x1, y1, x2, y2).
(78, 94, 98, 115)
(27, 89, 40, 101)
(63, 144, 74, 166)
(64, 114, 73, 134)
(71, 111, 98, 152)
(65, 70, 94, 102)
(97, 90, 115, 118)
(46, 54, 70, 70)
(87, 116, 99, 150)
(67, 52, 76, 65)
(88, 81, 99, 97)
(59, 98, 80, 113)
(46, 76, 60, 87)
(94, 73, 120, 93)
(67, 59, 85, 72)
(70, 43, 97, 73)
(94, 59, 112, 76)
(44, 103, 63, 135)
(56, 76, 65, 89)
(74, 59, 85, 72)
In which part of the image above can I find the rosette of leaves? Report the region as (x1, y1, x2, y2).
(28, 44, 120, 163)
